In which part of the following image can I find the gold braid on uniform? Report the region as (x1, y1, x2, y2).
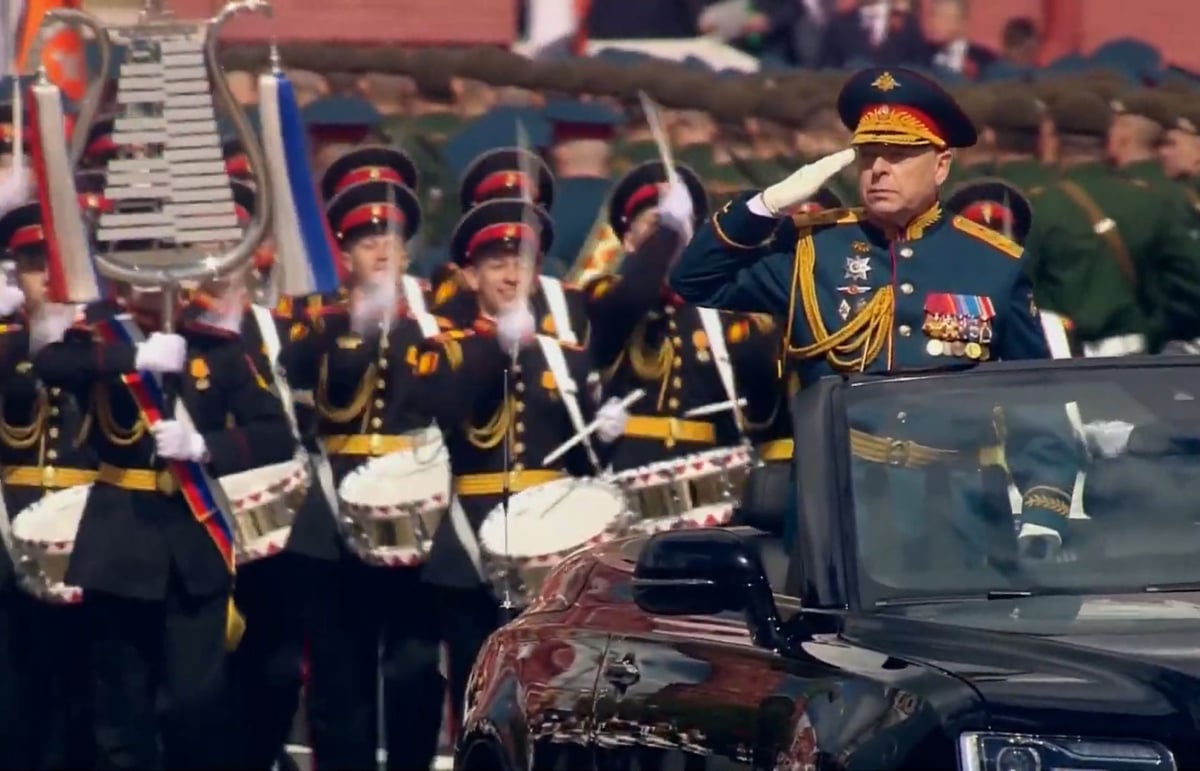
(627, 317, 676, 411)
(0, 391, 48, 449)
(96, 385, 146, 446)
(467, 397, 513, 450)
(786, 233, 894, 371)
(316, 358, 376, 424)
(72, 392, 94, 449)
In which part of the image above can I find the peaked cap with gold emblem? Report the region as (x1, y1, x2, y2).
(320, 145, 420, 202)
(326, 179, 422, 245)
(837, 67, 978, 149)
(945, 178, 1032, 244)
(449, 198, 554, 268)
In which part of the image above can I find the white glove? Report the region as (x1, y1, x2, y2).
(1017, 522, 1062, 561)
(0, 282, 24, 317)
(351, 280, 396, 336)
(135, 332, 187, 374)
(29, 303, 78, 355)
(496, 305, 536, 352)
(595, 397, 629, 444)
(657, 173, 695, 241)
(1081, 420, 1136, 458)
(152, 420, 209, 462)
(761, 148, 857, 217)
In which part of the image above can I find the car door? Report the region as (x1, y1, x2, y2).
(592, 604, 810, 771)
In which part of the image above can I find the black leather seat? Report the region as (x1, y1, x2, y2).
(729, 461, 792, 593)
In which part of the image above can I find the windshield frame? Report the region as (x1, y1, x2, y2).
(793, 355, 1200, 614)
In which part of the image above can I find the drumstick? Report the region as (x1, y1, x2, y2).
(542, 388, 645, 467)
(638, 91, 675, 180)
(683, 398, 747, 419)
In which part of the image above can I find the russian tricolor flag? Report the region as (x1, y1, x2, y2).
(258, 68, 345, 298)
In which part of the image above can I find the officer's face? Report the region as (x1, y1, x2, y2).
(855, 143, 951, 221)
(464, 248, 534, 316)
(1159, 129, 1200, 178)
(346, 233, 409, 285)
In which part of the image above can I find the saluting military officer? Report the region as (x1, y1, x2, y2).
(671, 66, 1083, 562)
(416, 197, 629, 731)
(1026, 89, 1200, 356)
(32, 277, 297, 769)
(0, 203, 96, 769)
(288, 174, 448, 771)
(433, 146, 592, 345)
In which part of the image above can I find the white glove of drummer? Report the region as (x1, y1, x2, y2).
(1017, 522, 1063, 562)
(759, 148, 857, 217)
(0, 279, 24, 317)
(351, 280, 396, 336)
(1081, 419, 1136, 458)
(657, 173, 695, 241)
(595, 397, 629, 444)
(497, 304, 536, 352)
(135, 332, 187, 373)
(152, 420, 209, 462)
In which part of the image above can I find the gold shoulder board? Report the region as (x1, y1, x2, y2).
(951, 215, 1023, 260)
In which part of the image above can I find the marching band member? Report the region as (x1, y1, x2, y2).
(586, 160, 748, 472)
(282, 173, 446, 771)
(32, 276, 297, 769)
(0, 203, 97, 769)
(416, 196, 629, 732)
(670, 66, 1082, 563)
(0, 263, 24, 771)
(432, 147, 591, 346)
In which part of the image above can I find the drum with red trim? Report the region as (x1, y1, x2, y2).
(11, 484, 89, 604)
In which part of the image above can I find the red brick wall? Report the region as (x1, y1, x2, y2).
(167, 0, 517, 45)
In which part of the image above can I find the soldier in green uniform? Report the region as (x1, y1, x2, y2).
(1026, 89, 1200, 354)
(942, 85, 994, 190)
(1160, 97, 1200, 210)
(983, 87, 1051, 192)
(671, 66, 1083, 563)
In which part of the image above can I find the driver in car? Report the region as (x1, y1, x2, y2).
(668, 66, 1083, 566)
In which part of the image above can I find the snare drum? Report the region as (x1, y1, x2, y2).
(478, 477, 629, 605)
(628, 501, 736, 536)
(11, 484, 89, 604)
(219, 458, 310, 563)
(613, 446, 751, 527)
(338, 438, 451, 567)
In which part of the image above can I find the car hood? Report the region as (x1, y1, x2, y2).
(843, 594, 1200, 757)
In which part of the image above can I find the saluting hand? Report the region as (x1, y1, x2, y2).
(761, 148, 857, 217)
(135, 332, 187, 374)
(152, 420, 209, 463)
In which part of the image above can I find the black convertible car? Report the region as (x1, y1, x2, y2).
(458, 357, 1200, 771)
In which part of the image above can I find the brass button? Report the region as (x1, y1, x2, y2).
(668, 398, 680, 409)
(515, 382, 525, 393)
(512, 364, 522, 375)
(370, 417, 382, 429)
(670, 337, 682, 346)
(42, 466, 55, 485)
(375, 378, 386, 388)
(516, 422, 525, 433)
(898, 325, 912, 337)
(156, 470, 178, 495)
(515, 401, 525, 412)
(897, 411, 907, 422)
(49, 407, 59, 417)
(373, 398, 385, 409)
(46, 450, 58, 461)
(900, 282, 914, 295)
(514, 442, 525, 454)
(379, 358, 389, 370)
(48, 427, 59, 439)
(665, 305, 675, 316)
(672, 356, 682, 368)
(512, 462, 525, 472)
(899, 247, 914, 258)
(672, 376, 682, 388)
(50, 387, 60, 396)
(664, 437, 676, 449)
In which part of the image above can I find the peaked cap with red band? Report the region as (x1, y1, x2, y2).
(458, 147, 555, 213)
(945, 178, 1033, 244)
(607, 160, 708, 240)
(0, 202, 47, 264)
(450, 198, 554, 268)
(326, 179, 422, 246)
(320, 145, 419, 203)
(838, 67, 977, 149)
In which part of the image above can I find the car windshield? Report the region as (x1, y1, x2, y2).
(842, 360, 1200, 608)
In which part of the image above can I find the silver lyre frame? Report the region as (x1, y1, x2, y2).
(37, 0, 274, 314)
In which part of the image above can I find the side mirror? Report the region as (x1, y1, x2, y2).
(632, 528, 784, 649)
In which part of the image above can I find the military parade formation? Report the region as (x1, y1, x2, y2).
(1, 4, 1200, 768)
